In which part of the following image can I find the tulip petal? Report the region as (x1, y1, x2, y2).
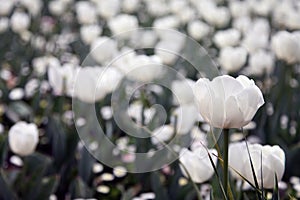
(224, 96, 245, 128)
(237, 86, 264, 122)
(194, 78, 213, 124)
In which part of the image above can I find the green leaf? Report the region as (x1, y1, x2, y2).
(0, 170, 18, 200)
(151, 172, 169, 200)
(35, 175, 60, 200)
(272, 173, 279, 200)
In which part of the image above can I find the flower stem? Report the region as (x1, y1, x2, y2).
(223, 129, 229, 198)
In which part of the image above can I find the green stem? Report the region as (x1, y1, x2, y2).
(223, 129, 229, 198)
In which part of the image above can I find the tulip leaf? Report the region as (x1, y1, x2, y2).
(272, 173, 279, 200)
(0, 170, 18, 200)
(151, 172, 169, 200)
(35, 175, 60, 200)
(70, 177, 93, 198)
(78, 146, 93, 184)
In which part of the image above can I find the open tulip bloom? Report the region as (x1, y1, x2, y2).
(193, 75, 265, 129)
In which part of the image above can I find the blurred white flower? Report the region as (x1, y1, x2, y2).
(145, 0, 169, 17)
(155, 38, 184, 65)
(213, 29, 241, 48)
(130, 30, 158, 48)
(271, 31, 300, 64)
(245, 50, 274, 76)
(179, 146, 218, 183)
(122, 0, 139, 13)
(229, 1, 250, 18)
(96, 0, 120, 19)
(80, 24, 102, 45)
(73, 66, 107, 103)
(229, 142, 285, 189)
(97, 67, 123, 94)
(0, 0, 14, 16)
(153, 15, 180, 31)
(9, 88, 25, 100)
(91, 37, 118, 64)
(250, 0, 276, 17)
(10, 11, 30, 33)
(0, 17, 9, 33)
(127, 101, 156, 126)
(242, 19, 270, 53)
(172, 104, 199, 135)
(8, 121, 39, 156)
(32, 56, 49, 76)
(49, 0, 68, 16)
(219, 46, 247, 73)
(171, 79, 195, 105)
(19, 0, 43, 16)
(176, 6, 196, 24)
(76, 1, 97, 24)
(108, 14, 138, 39)
(199, 3, 230, 28)
(193, 75, 264, 129)
(232, 16, 252, 34)
(187, 20, 210, 41)
(151, 125, 174, 146)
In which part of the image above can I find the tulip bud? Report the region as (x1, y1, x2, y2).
(229, 142, 285, 189)
(8, 121, 39, 156)
(193, 75, 264, 129)
(219, 46, 247, 73)
(10, 11, 30, 34)
(179, 146, 218, 183)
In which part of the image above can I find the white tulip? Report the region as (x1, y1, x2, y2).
(73, 66, 106, 103)
(130, 30, 158, 48)
(245, 50, 274, 76)
(213, 29, 241, 48)
(229, 1, 250, 18)
(108, 14, 138, 39)
(179, 146, 218, 183)
(153, 15, 180, 31)
(8, 121, 39, 156)
(19, 0, 42, 16)
(90, 37, 118, 64)
(151, 125, 174, 146)
(155, 38, 184, 65)
(126, 55, 164, 82)
(271, 31, 300, 64)
(187, 20, 210, 41)
(219, 47, 247, 73)
(127, 101, 155, 126)
(10, 11, 30, 33)
(193, 75, 265, 129)
(171, 79, 195, 105)
(0, 0, 14, 16)
(80, 24, 102, 45)
(98, 67, 123, 94)
(229, 142, 285, 189)
(48, 0, 67, 16)
(145, 0, 169, 17)
(201, 6, 230, 28)
(172, 104, 199, 135)
(76, 1, 97, 24)
(122, 0, 139, 13)
(0, 18, 9, 33)
(250, 0, 276, 17)
(232, 16, 252, 34)
(96, 0, 120, 19)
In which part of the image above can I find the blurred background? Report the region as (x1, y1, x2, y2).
(0, 0, 300, 199)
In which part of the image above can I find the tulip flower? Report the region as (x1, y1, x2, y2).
(179, 146, 218, 183)
(229, 142, 285, 189)
(193, 75, 264, 129)
(8, 121, 39, 156)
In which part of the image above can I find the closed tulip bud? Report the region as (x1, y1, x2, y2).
(8, 121, 39, 156)
(271, 31, 300, 64)
(80, 24, 102, 45)
(193, 75, 264, 129)
(179, 146, 218, 183)
(76, 1, 97, 24)
(108, 14, 138, 39)
(245, 50, 274, 76)
(0, 0, 14, 16)
(187, 20, 210, 41)
(10, 11, 30, 33)
(96, 0, 120, 19)
(90, 37, 118, 64)
(229, 142, 285, 189)
(219, 46, 247, 73)
(213, 29, 241, 48)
